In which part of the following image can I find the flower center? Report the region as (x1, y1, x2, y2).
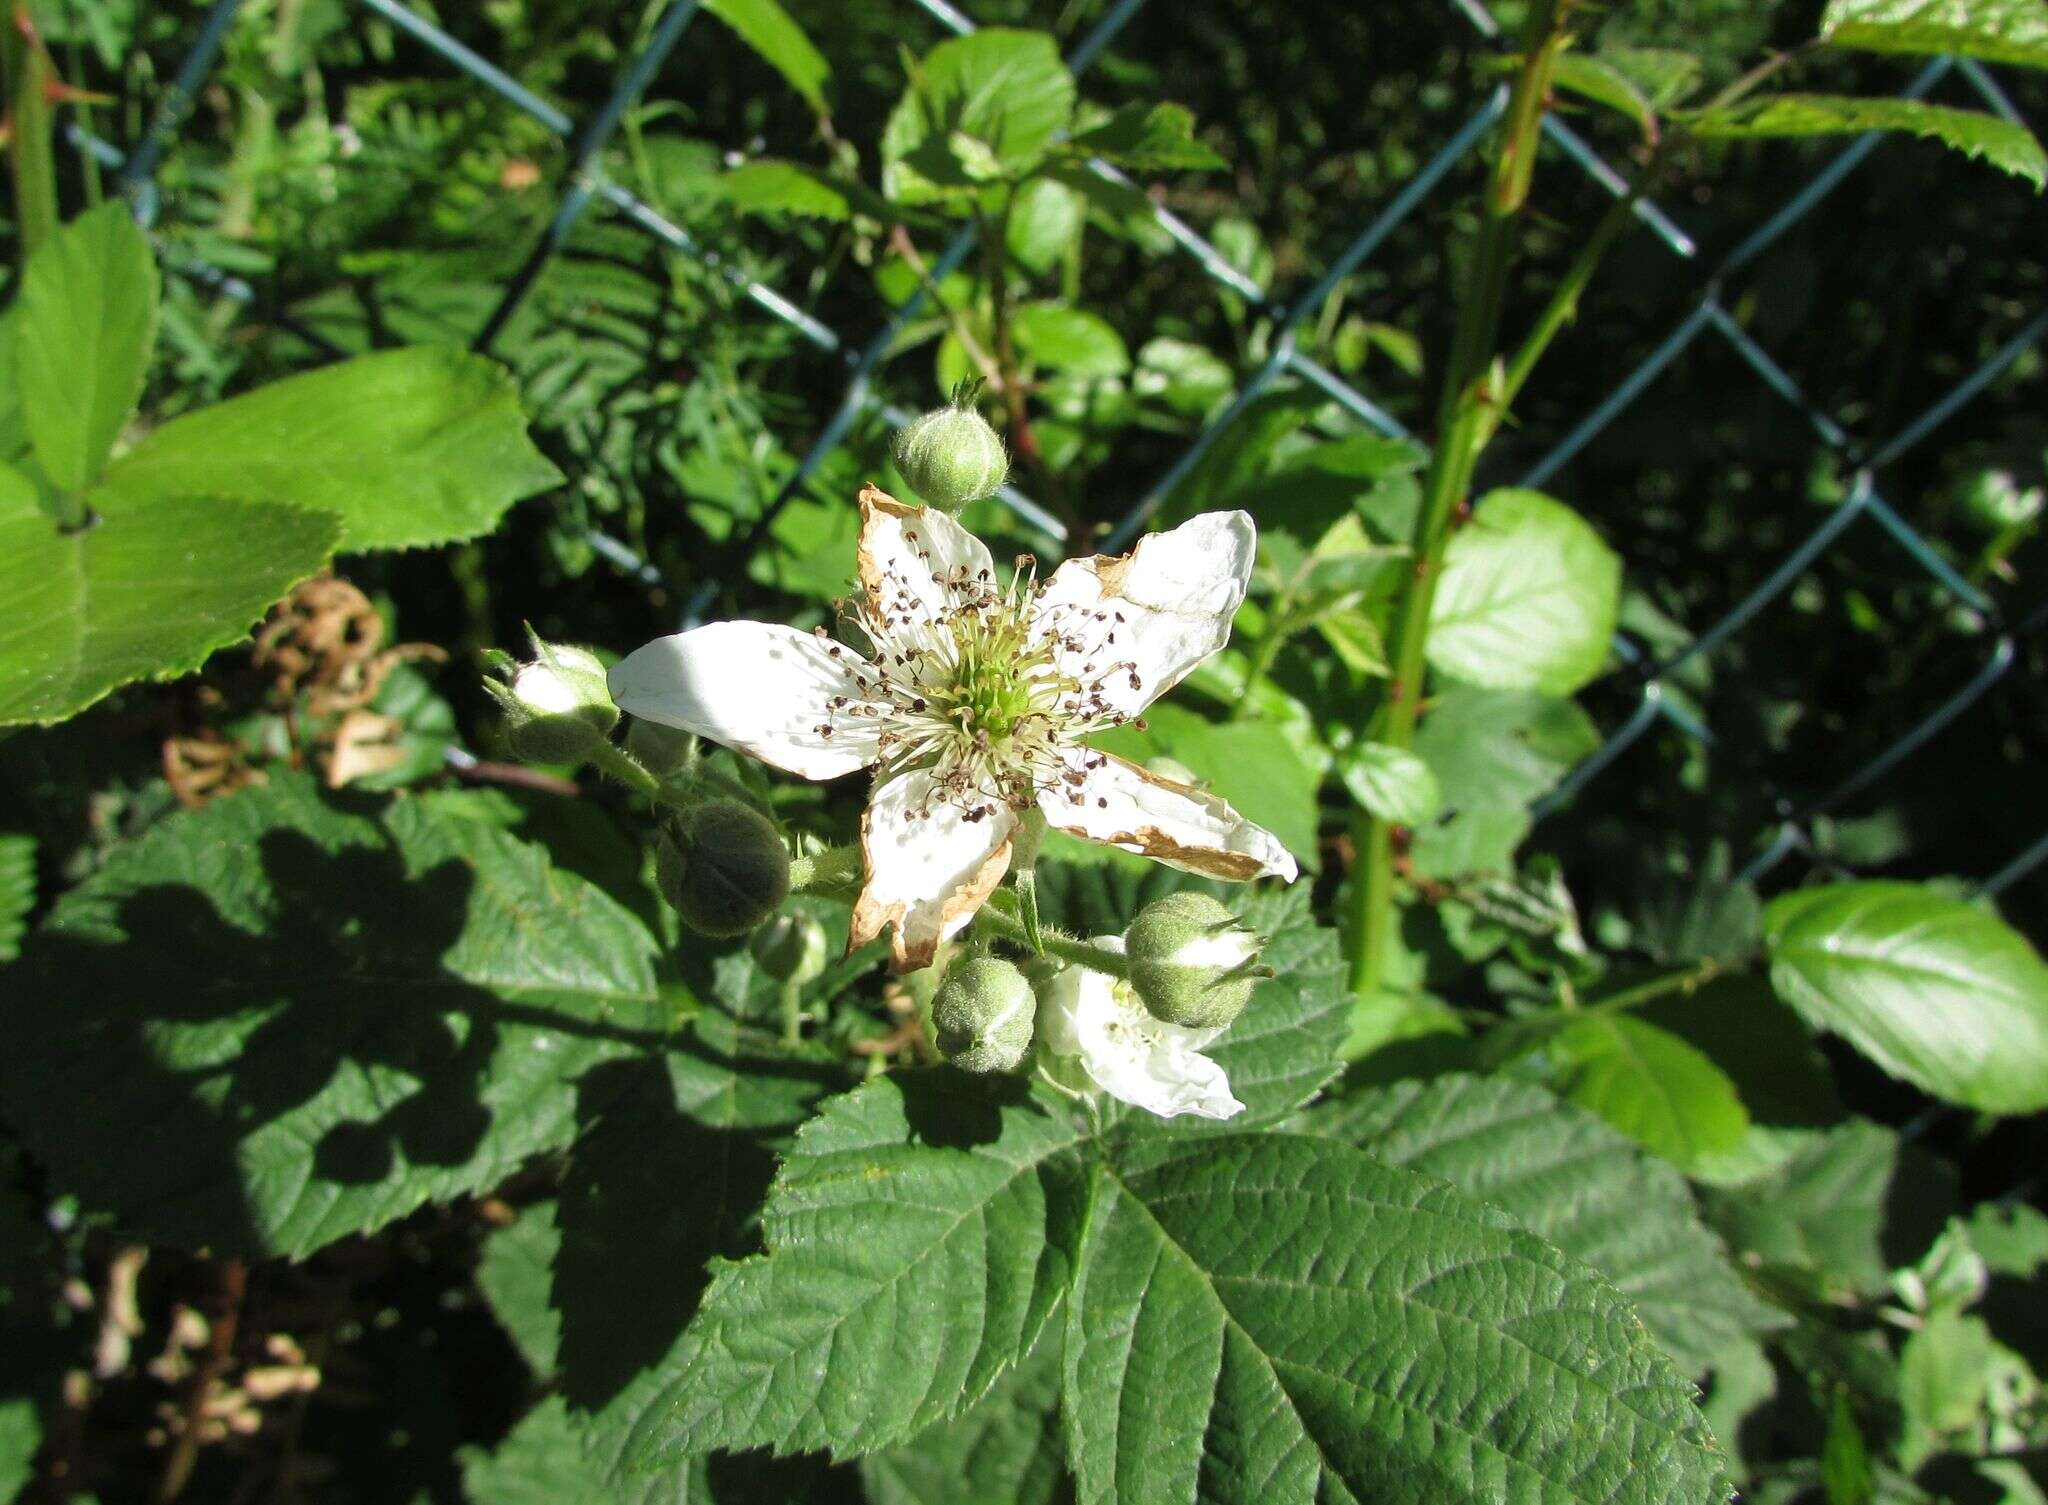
(811, 524, 1147, 823)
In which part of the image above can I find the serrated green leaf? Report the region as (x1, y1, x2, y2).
(1297, 1074, 1786, 1376)
(0, 312, 27, 463)
(99, 347, 564, 551)
(1063, 1132, 1730, 1505)
(723, 161, 896, 222)
(882, 30, 1075, 203)
(1601, 46, 1706, 108)
(550, 1012, 850, 1499)
(16, 202, 160, 493)
(1636, 976, 1843, 1185)
(0, 776, 662, 1257)
(0, 1396, 36, 1504)
(860, 1334, 1069, 1505)
(1412, 685, 1600, 813)
(556, 1015, 844, 1422)
(0, 485, 339, 727)
(1006, 177, 1084, 273)
(1701, 1119, 1957, 1296)
(1634, 874, 1762, 966)
(1764, 881, 2048, 1113)
(1134, 335, 1233, 416)
(1965, 1202, 2048, 1278)
(1550, 1013, 1750, 1171)
(478, 1201, 565, 1379)
(1821, 1387, 1876, 1505)
(1821, 0, 2048, 69)
(1013, 303, 1130, 377)
(464, 1394, 843, 1505)
(1339, 742, 1443, 826)
(1430, 487, 1622, 696)
(0, 836, 34, 963)
(620, 1071, 1088, 1471)
(1690, 95, 2046, 189)
(1412, 806, 1534, 880)
(1064, 102, 1225, 170)
(1552, 53, 1660, 137)
(703, 0, 830, 116)
(1897, 1309, 2003, 1470)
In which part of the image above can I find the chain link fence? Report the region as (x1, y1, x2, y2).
(88, 0, 2048, 901)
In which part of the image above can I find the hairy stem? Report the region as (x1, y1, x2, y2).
(3, 3, 59, 265)
(585, 738, 662, 798)
(976, 904, 1132, 978)
(1348, 0, 1578, 996)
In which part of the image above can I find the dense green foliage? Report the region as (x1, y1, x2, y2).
(2, 1, 2046, 1503)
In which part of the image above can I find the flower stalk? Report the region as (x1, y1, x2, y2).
(1348, 0, 1579, 996)
(974, 902, 1133, 980)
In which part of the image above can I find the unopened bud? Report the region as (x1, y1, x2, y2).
(893, 401, 1008, 512)
(930, 955, 1036, 1074)
(487, 640, 618, 765)
(655, 801, 790, 938)
(751, 912, 829, 984)
(1124, 892, 1260, 1031)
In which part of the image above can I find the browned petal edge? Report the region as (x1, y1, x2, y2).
(1053, 752, 1274, 881)
(855, 484, 918, 603)
(847, 801, 1016, 973)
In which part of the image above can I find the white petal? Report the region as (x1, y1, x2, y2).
(607, 621, 878, 780)
(1037, 749, 1297, 882)
(857, 485, 996, 634)
(1037, 945, 1242, 1121)
(1103, 1036, 1243, 1121)
(849, 768, 1015, 971)
(1031, 510, 1256, 718)
(1037, 937, 1122, 1058)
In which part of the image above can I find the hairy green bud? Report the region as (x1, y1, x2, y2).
(488, 640, 618, 765)
(751, 911, 829, 985)
(893, 402, 1008, 512)
(655, 801, 790, 938)
(1124, 892, 1260, 1032)
(930, 955, 1036, 1074)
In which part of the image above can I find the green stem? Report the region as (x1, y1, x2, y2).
(586, 739, 662, 798)
(778, 976, 804, 1046)
(975, 906, 1132, 979)
(1578, 956, 1732, 1017)
(1348, 0, 1578, 997)
(4, 2, 60, 264)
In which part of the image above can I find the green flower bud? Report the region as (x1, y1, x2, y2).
(625, 718, 696, 779)
(930, 955, 1036, 1074)
(655, 801, 791, 938)
(1953, 466, 2045, 534)
(893, 402, 1008, 512)
(1124, 892, 1260, 1032)
(751, 912, 829, 985)
(488, 640, 618, 765)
